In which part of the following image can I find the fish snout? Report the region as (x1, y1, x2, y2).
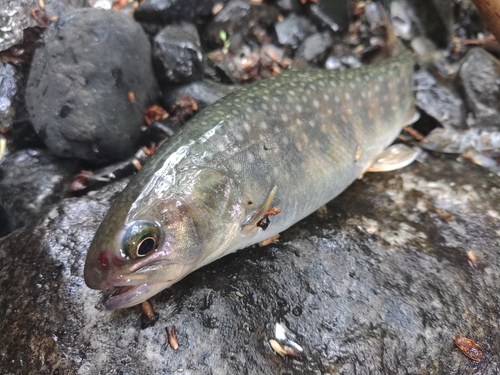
(84, 251, 114, 290)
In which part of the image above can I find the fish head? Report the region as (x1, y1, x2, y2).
(84, 167, 244, 310)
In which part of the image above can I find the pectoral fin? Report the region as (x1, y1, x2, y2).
(367, 144, 418, 172)
(404, 107, 420, 126)
(242, 186, 278, 235)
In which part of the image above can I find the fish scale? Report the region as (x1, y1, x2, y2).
(84, 43, 415, 310)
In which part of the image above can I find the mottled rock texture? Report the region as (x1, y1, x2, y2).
(1, 153, 498, 374)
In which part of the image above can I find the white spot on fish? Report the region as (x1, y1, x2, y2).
(243, 122, 251, 132)
(261, 103, 269, 111)
(313, 99, 320, 108)
(281, 113, 288, 122)
(302, 95, 308, 103)
(247, 153, 255, 163)
(259, 121, 268, 130)
(296, 104, 302, 112)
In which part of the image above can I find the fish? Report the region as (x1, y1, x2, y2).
(84, 39, 417, 310)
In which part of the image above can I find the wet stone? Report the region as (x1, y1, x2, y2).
(153, 23, 204, 84)
(0, 148, 80, 235)
(310, 0, 350, 32)
(414, 69, 467, 130)
(26, 8, 157, 164)
(134, 0, 225, 24)
(390, 0, 453, 48)
(457, 48, 500, 129)
(274, 14, 317, 48)
(275, 0, 302, 13)
(204, 0, 279, 47)
(162, 79, 237, 110)
(0, 0, 86, 51)
(296, 31, 333, 62)
(0, 62, 17, 132)
(0, 153, 499, 374)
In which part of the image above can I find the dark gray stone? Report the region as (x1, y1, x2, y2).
(457, 48, 500, 129)
(310, 0, 350, 32)
(275, 0, 302, 13)
(296, 31, 333, 62)
(1, 152, 499, 374)
(390, 0, 453, 48)
(26, 8, 158, 164)
(204, 0, 279, 47)
(0, 0, 86, 51)
(0, 148, 80, 235)
(0, 62, 17, 131)
(274, 14, 317, 48)
(134, 0, 226, 24)
(162, 79, 237, 110)
(414, 69, 467, 130)
(153, 24, 204, 84)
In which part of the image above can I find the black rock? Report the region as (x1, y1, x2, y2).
(0, 62, 17, 131)
(204, 0, 279, 47)
(162, 79, 237, 110)
(275, 0, 302, 13)
(310, 0, 350, 32)
(26, 8, 158, 164)
(134, 0, 225, 24)
(153, 23, 204, 84)
(0, 200, 10, 237)
(414, 69, 467, 130)
(390, 0, 453, 48)
(274, 14, 317, 48)
(0, 148, 80, 235)
(0, 0, 86, 51)
(457, 48, 500, 128)
(1, 153, 500, 374)
(296, 31, 333, 62)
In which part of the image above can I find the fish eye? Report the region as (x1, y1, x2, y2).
(122, 221, 160, 259)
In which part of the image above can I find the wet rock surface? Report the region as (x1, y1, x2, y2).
(309, 0, 350, 32)
(274, 14, 317, 48)
(0, 62, 17, 131)
(204, 0, 279, 47)
(414, 69, 467, 130)
(153, 24, 204, 84)
(0, 0, 86, 51)
(134, 0, 225, 24)
(0, 153, 499, 374)
(390, 0, 453, 47)
(457, 48, 500, 128)
(161, 80, 237, 110)
(0, 148, 80, 234)
(26, 8, 157, 164)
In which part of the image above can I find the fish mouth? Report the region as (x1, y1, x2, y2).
(104, 282, 173, 310)
(98, 262, 187, 310)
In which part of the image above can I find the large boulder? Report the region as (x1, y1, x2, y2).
(26, 8, 158, 164)
(0, 153, 498, 374)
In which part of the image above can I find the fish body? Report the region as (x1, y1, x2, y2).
(84, 45, 415, 310)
